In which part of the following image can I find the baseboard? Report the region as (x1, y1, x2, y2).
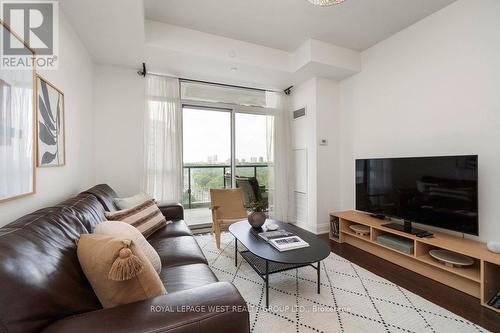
(316, 222, 330, 235)
(294, 221, 314, 234)
(294, 221, 330, 235)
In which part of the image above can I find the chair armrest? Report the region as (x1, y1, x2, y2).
(211, 205, 220, 222)
(157, 202, 184, 220)
(42, 282, 249, 333)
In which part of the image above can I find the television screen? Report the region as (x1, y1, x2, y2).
(355, 155, 478, 235)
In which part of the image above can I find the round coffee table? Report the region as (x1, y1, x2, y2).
(229, 220, 330, 307)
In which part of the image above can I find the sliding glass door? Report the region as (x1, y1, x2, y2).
(182, 106, 231, 209)
(182, 105, 273, 227)
(235, 112, 272, 188)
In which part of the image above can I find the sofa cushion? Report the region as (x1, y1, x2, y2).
(0, 209, 101, 333)
(82, 184, 118, 212)
(159, 263, 218, 293)
(55, 193, 106, 232)
(149, 235, 207, 268)
(148, 220, 192, 239)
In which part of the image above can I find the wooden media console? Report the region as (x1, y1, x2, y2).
(329, 210, 500, 313)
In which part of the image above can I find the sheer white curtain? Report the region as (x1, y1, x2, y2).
(266, 93, 293, 221)
(143, 75, 183, 202)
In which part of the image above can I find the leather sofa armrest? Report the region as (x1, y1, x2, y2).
(42, 282, 249, 333)
(157, 202, 184, 221)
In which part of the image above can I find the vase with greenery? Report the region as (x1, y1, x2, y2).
(247, 201, 268, 229)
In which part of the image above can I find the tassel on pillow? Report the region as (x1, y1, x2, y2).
(108, 239, 144, 281)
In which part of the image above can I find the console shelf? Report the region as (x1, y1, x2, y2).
(417, 253, 481, 282)
(329, 210, 500, 313)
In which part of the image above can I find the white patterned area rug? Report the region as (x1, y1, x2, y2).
(194, 232, 489, 333)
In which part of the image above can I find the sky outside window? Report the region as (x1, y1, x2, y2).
(182, 107, 271, 165)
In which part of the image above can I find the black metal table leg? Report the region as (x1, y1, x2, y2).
(234, 237, 238, 267)
(317, 261, 321, 294)
(265, 260, 269, 307)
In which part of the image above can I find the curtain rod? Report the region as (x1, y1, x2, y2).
(137, 62, 287, 94)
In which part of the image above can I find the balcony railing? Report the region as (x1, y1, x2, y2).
(183, 163, 269, 208)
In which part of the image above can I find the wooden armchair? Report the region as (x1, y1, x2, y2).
(210, 188, 248, 249)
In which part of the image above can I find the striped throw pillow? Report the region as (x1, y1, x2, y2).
(105, 200, 169, 238)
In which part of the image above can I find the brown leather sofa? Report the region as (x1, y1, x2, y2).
(0, 184, 249, 333)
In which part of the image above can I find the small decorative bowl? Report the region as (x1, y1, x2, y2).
(266, 223, 279, 231)
(349, 224, 370, 236)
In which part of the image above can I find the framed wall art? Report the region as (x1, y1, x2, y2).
(36, 75, 65, 167)
(0, 21, 36, 202)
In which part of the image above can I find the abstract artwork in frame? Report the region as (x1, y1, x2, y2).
(36, 75, 65, 167)
(0, 21, 36, 202)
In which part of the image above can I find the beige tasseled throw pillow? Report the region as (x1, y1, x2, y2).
(77, 234, 166, 308)
(105, 199, 170, 238)
(94, 221, 162, 274)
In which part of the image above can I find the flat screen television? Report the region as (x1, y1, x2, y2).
(355, 155, 478, 235)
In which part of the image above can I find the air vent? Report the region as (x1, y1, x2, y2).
(293, 108, 306, 119)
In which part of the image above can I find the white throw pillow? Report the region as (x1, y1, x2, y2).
(114, 192, 153, 210)
(94, 221, 162, 274)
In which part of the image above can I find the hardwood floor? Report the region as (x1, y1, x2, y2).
(318, 234, 500, 332)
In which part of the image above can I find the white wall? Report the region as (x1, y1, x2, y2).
(0, 12, 96, 225)
(290, 77, 342, 234)
(339, 0, 500, 242)
(93, 65, 146, 196)
(291, 78, 317, 232)
(316, 78, 341, 233)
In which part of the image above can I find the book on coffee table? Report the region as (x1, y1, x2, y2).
(258, 230, 294, 242)
(269, 236, 309, 251)
(258, 230, 309, 251)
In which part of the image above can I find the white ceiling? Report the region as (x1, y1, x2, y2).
(144, 0, 457, 51)
(61, 0, 458, 89)
(61, 0, 145, 67)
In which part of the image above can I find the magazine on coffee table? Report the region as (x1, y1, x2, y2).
(258, 230, 309, 251)
(258, 230, 294, 241)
